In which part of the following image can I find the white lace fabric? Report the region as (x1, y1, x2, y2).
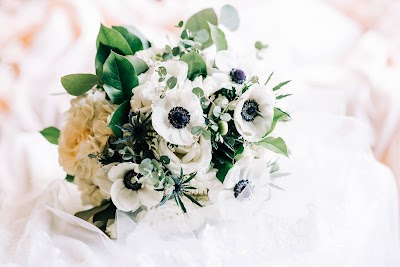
(1, 112, 399, 266)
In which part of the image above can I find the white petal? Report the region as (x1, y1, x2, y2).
(138, 187, 163, 207)
(163, 61, 189, 83)
(94, 162, 119, 194)
(224, 166, 241, 189)
(108, 163, 137, 182)
(215, 50, 238, 72)
(110, 180, 141, 212)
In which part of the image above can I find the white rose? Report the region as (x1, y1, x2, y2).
(58, 91, 116, 206)
(154, 136, 211, 175)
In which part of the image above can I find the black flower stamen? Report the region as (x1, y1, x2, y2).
(234, 179, 254, 199)
(230, 68, 246, 84)
(123, 170, 143, 191)
(241, 99, 260, 122)
(168, 107, 191, 129)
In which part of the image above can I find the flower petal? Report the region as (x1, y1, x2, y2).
(224, 165, 241, 189)
(110, 179, 141, 212)
(108, 162, 136, 182)
(94, 162, 119, 194)
(215, 50, 238, 72)
(138, 187, 163, 207)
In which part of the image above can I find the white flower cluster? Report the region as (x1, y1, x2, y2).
(52, 7, 291, 233)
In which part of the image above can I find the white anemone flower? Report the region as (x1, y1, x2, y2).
(234, 84, 275, 142)
(152, 89, 205, 146)
(95, 162, 163, 212)
(213, 50, 250, 90)
(208, 157, 271, 204)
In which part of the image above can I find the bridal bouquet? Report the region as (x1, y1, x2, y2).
(41, 5, 291, 234)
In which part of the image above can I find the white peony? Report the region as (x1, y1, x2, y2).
(58, 91, 116, 206)
(208, 157, 271, 204)
(95, 162, 163, 212)
(234, 84, 275, 142)
(154, 136, 211, 175)
(152, 89, 205, 146)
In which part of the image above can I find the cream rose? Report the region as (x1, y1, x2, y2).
(58, 91, 116, 206)
(154, 136, 212, 175)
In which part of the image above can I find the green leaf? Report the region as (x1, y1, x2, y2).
(96, 24, 133, 55)
(276, 94, 293, 100)
(257, 137, 288, 157)
(185, 8, 218, 48)
(264, 107, 288, 137)
(183, 193, 202, 207)
(220, 4, 240, 31)
(191, 126, 204, 135)
(194, 29, 209, 44)
(208, 23, 227, 51)
(216, 162, 233, 182)
(40, 127, 60, 145)
(65, 174, 74, 183)
(75, 202, 111, 221)
(177, 21, 184, 28)
(166, 76, 178, 89)
(234, 144, 244, 158)
(61, 74, 98, 96)
(255, 41, 269, 50)
(273, 80, 291, 91)
(125, 56, 149, 75)
(109, 100, 130, 138)
(160, 155, 170, 165)
(265, 71, 274, 85)
(93, 202, 116, 222)
(192, 87, 204, 98)
(180, 51, 207, 80)
(102, 52, 138, 104)
(112, 26, 143, 54)
(95, 43, 110, 81)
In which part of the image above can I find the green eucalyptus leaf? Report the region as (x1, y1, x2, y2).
(257, 137, 288, 157)
(180, 51, 207, 80)
(185, 8, 218, 48)
(191, 126, 204, 135)
(160, 155, 170, 165)
(208, 23, 227, 51)
(112, 26, 143, 54)
(166, 76, 178, 89)
(65, 174, 74, 183)
(109, 100, 130, 138)
(220, 4, 240, 31)
(40, 127, 60, 145)
(194, 29, 209, 44)
(75, 202, 111, 221)
(61, 74, 98, 96)
(255, 41, 269, 50)
(125, 56, 149, 75)
(96, 24, 133, 55)
(102, 52, 138, 104)
(192, 87, 204, 98)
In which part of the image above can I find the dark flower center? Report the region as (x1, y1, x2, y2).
(123, 170, 143, 191)
(241, 100, 259, 122)
(233, 179, 254, 199)
(230, 68, 246, 84)
(168, 106, 191, 129)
